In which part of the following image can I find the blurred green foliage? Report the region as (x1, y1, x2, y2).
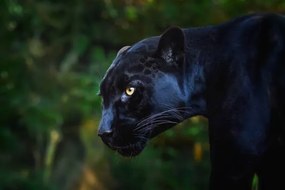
(0, 0, 284, 189)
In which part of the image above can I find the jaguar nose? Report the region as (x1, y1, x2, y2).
(98, 130, 114, 147)
(98, 130, 113, 138)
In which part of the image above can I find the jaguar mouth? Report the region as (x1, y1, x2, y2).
(99, 130, 149, 157)
(113, 141, 147, 157)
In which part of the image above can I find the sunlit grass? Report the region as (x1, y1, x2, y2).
(252, 174, 259, 190)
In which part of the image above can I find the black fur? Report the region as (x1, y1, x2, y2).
(98, 13, 285, 190)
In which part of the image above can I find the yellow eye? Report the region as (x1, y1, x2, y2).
(125, 87, 135, 96)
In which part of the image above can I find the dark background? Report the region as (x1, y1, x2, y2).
(1, 0, 284, 189)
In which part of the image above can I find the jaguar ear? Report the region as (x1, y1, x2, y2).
(116, 46, 131, 57)
(155, 27, 185, 65)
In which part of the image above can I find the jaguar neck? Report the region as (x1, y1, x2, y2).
(182, 26, 220, 118)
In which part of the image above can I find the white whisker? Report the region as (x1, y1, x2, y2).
(133, 106, 193, 134)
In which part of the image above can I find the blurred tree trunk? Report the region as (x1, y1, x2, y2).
(51, 117, 85, 190)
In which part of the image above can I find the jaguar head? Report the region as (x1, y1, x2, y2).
(98, 27, 192, 157)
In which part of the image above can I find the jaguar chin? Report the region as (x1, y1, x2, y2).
(101, 133, 149, 157)
(115, 141, 147, 157)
